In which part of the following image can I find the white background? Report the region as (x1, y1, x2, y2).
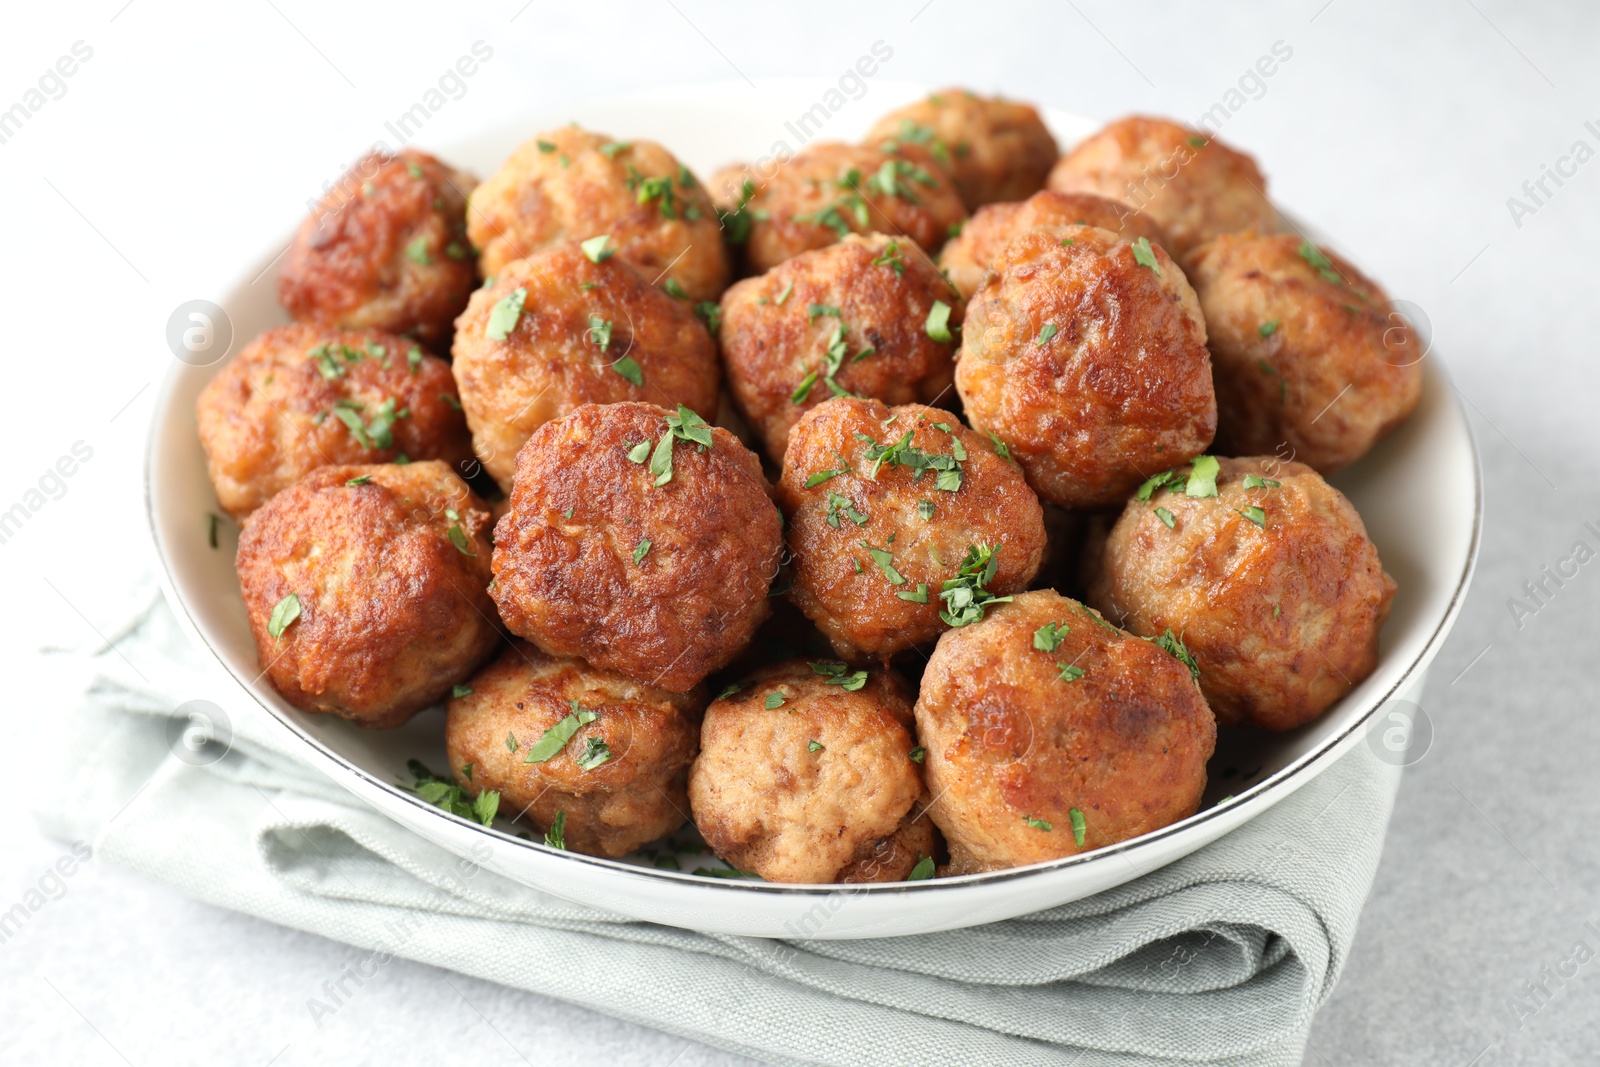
(3, 2, 1598, 1064)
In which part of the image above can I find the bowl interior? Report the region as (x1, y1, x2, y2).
(146, 80, 1481, 912)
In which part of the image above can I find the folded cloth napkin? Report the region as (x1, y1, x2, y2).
(37, 589, 1401, 1067)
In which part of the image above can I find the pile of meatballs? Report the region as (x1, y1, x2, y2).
(199, 88, 1420, 882)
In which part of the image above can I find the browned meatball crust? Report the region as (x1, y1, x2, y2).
(915, 590, 1215, 874)
(445, 640, 702, 857)
(777, 398, 1046, 662)
(1184, 232, 1424, 473)
(490, 402, 782, 693)
(467, 127, 730, 301)
(867, 88, 1060, 209)
(235, 461, 498, 727)
(278, 149, 477, 351)
(1048, 117, 1280, 258)
(197, 324, 472, 521)
(689, 661, 927, 883)
(451, 243, 720, 489)
(939, 190, 1167, 300)
(1088, 456, 1396, 732)
(718, 234, 961, 462)
(734, 142, 968, 274)
(954, 228, 1216, 509)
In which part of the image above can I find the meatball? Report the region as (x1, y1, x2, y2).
(734, 142, 967, 274)
(1047, 116, 1280, 259)
(939, 190, 1167, 300)
(490, 402, 782, 693)
(1184, 232, 1424, 473)
(197, 324, 472, 521)
(867, 88, 1059, 209)
(954, 228, 1216, 509)
(777, 398, 1046, 662)
(235, 461, 499, 727)
(915, 589, 1215, 875)
(718, 234, 961, 462)
(1088, 455, 1396, 732)
(451, 243, 720, 490)
(445, 640, 702, 857)
(689, 660, 928, 883)
(278, 149, 477, 351)
(466, 127, 729, 301)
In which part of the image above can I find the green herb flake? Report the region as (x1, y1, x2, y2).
(626, 440, 651, 464)
(1033, 621, 1069, 652)
(662, 278, 686, 299)
(405, 235, 432, 265)
(791, 371, 819, 404)
(536, 139, 557, 154)
(809, 661, 869, 690)
(451, 684, 473, 699)
(1259, 320, 1280, 338)
(909, 746, 927, 764)
(486, 288, 527, 339)
(1238, 505, 1267, 528)
(925, 300, 953, 343)
(505, 732, 519, 752)
(908, 855, 936, 880)
(1185, 455, 1221, 498)
(896, 583, 930, 603)
(804, 466, 848, 488)
(1035, 323, 1059, 347)
(764, 692, 786, 710)
(773, 281, 794, 306)
(1025, 815, 1054, 832)
(865, 543, 906, 585)
(1131, 237, 1160, 274)
(575, 736, 612, 771)
(447, 523, 476, 556)
(1154, 506, 1176, 529)
(632, 537, 652, 564)
(695, 300, 722, 334)
(612, 355, 644, 386)
(267, 593, 301, 641)
(580, 234, 615, 263)
(1188, 135, 1209, 148)
(524, 703, 599, 764)
(716, 683, 743, 700)
(1154, 627, 1201, 683)
(346, 475, 372, 487)
(1057, 663, 1086, 682)
(939, 543, 1012, 627)
(207, 512, 222, 549)
(1242, 475, 1281, 489)
(1070, 807, 1088, 848)
(1299, 240, 1343, 283)
(598, 140, 631, 158)
(986, 431, 1012, 461)
(917, 499, 935, 521)
(407, 346, 423, 374)
(872, 240, 907, 276)
(544, 811, 567, 849)
(807, 739, 824, 753)
(405, 759, 499, 828)
(587, 315, 614, 353)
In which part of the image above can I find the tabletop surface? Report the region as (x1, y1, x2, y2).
(3, 3, 1596, 1065)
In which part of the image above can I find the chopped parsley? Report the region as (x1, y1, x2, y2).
(1025, 815, 1053, 832)
(612, 355, 644, 386)
(825, 491, 868, 528)
(598, 140, 631, 159)
(791, 371, 819, 404)
(536, 139, 557, 153)
(1242, 475, 1281, 489)
(346, 475, 372, 487)
(939, 543, 1011, 627)
(207, 511, 222, 549)
(407, 345, 423, 374)
(1259, 320, 1280, 338)
(773, 280, 794, 306)
(716, 683, 742, 701)
(632, 537, 652, 564)
(807, 739, 824, 753)
(1033, 621, 1069, 652)
(909, 746, 926, 764)
(1154, 627, 1201, 683)
(764, 692, 786, 710)
(580, 234, 615, 263)
(1057, 663, 1086, 682)
(439, 392, 462, 411)
(1237, 505, 1267, 528)
(804, 465, 849, 488)
(486, 288, 527, 339)
(917, 499, 934, 521)
(1070, 808, 1088, 848)
(872, 240, 907, 276)
(662, 278, 686, 299)
(641, 404, 713, 487)
(445, 507, 476, 556)
(505, 732, 519, 752)
(587, 315, 614, 352)
(925, 300, 953, 343)
(404, 235, 432, 265)
(626, 440, 651, 463)
(694, 301, 722, 334)
(908, 855, 936, 880)
(808, 302, 841, 322)
(267, 593, 301, 641)
(1131, 237, 1160, 274)
(717, 178, 759, 245)
(809, 660, 869, 690)
(896, 583, 930, 603)
(1155, 506, 1176, 529)
(407, 162, 424, 179)
(1035, 323, 1059, 347)
(986, 431, 1012, 462)
(1185, 455, 1221, 498)
(864, 542, 906, 585)
(406, 760, 498, 827)
(544, 811, 567, 849)
(860, 430, 962, 490)
(575, 736, 613, 770)
(523, 701, 599, 764)
(451, 684, 473, 699)
(1298, 240, 1343, 284)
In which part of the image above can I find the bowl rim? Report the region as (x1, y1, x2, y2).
(144, 88, 1484, 898)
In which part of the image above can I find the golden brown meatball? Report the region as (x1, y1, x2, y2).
(278, 149, 477, 351)
(451, 243, 719, 490)
(197, 324, 472, 521)
(835, 792, 941, 883)
(734, 142, 967, 274)
(689, 661, 927, 883)
(467, 127, 729, 301)
(954, 228, 1216, 509)
(490, 402, 782, 693)
(1184, 232, 1424, 473)
(939, 190, 1167, 299)
(1088, 456, 1396, 732)
(445, 640, 702, 857)
(777, 398, 1046, 662)
(867, 88, 1059, 209)
(718, 234, 961, 462)
(915, 590, 1215, 874)
(235, 461, 498, 727)
(1047, 117, 1280, 259)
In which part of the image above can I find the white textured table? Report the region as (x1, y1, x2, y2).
(4, 3, 1596, 1064)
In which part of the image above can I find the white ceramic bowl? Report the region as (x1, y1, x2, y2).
(145, 80, 1481, 938)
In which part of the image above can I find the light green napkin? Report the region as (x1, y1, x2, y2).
(37, 591, 1400, 1067)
